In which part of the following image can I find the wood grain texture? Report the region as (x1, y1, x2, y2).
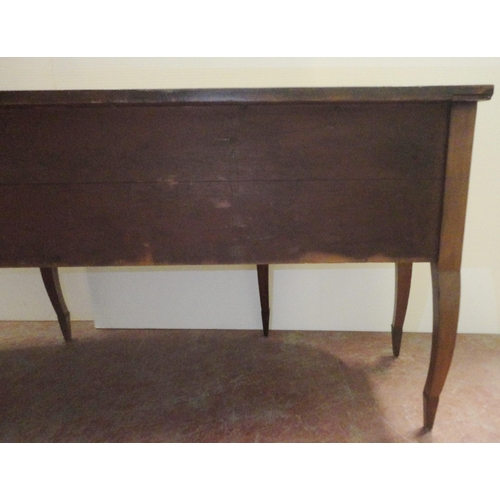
(0, 103, 449, 185)
(0, 179, 443, 267)
(0, 95, 451, 268)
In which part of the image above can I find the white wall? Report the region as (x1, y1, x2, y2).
(1, 58, 499, 333)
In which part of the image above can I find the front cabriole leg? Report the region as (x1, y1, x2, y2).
(423, 264, 460, 429)
(422, 100, 478, 429)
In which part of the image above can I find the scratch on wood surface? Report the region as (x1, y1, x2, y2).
(139, 242, 154, 265)
(214, 199, 231, 209)
(298, 252, 425, 264)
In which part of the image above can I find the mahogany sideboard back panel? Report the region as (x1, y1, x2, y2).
(0, 86, 494, 429)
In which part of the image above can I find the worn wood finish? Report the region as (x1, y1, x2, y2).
(0, 86, 493, 429)
(391, 262, 413, 357)
(0, 180, 444, 267)
(40, 267, 71, 341)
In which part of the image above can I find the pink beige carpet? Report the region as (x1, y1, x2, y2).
(1, 321, 499, 442)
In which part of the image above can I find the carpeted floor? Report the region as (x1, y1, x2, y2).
(1, 321, 499, 442)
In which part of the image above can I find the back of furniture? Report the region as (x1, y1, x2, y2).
(0, 87, 492, 267)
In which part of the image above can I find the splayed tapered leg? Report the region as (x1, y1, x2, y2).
(257, 264, 270, 336)
(40, 267, 72, 341)
(391, 262, 413, 356)
(423, 264, 460, 430)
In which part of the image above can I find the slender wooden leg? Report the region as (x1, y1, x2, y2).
(391, 262, 413, 357)
(257, 264, 270, 337)
(423, 263, 460, 430)
(40, 267, 72, 341)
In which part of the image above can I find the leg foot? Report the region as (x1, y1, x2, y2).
(391, 325, 403, 358)
(423, 393, 440, 430)
(257, 264, 270, 336)
(40, 267, 72, 341)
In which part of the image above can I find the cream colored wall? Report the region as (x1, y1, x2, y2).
(1, 58, 499, 333)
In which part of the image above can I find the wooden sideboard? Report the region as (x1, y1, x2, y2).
(0, 86, 494, 429)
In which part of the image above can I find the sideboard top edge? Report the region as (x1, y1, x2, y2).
(0, 86, 493, 106)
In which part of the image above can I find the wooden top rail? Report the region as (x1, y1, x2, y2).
(0, 85, 494, 106)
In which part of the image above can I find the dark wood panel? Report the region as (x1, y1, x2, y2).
(0, 106, 239, 184)
(0, 103, 449, 185)
(0, 178, 443, 267)
(235, 103, 450, 181)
